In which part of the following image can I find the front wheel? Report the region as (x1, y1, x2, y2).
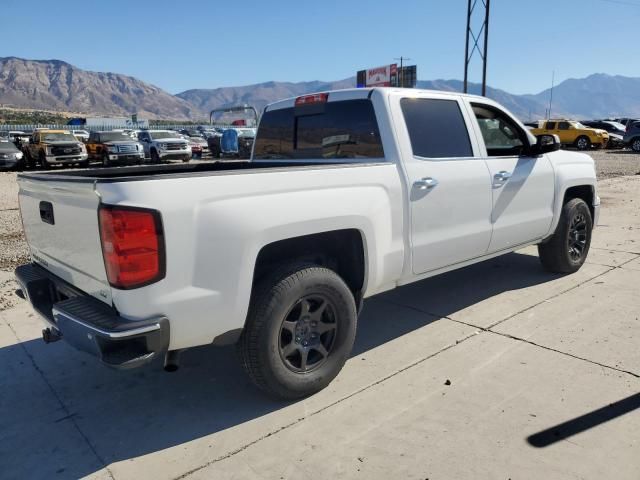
(150, 149, 160, 164)
(631, 138, 640, 152)
(102, 152, 110, 167)
(238, 264, 357, 399)
(538, 198, 593, 273)
(575, 136, 591, 151)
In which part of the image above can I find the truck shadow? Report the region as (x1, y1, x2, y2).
(0, 251, 562, 479)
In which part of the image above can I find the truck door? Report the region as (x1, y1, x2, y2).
(468, 101, 555, 253)
(393, 95, 493, 274)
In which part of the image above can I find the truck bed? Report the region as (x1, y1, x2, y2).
(17, 160, 369, 183)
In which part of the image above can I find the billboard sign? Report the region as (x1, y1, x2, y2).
(357, 64, 398, 87)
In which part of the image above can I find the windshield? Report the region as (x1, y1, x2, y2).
(150, 131, 181, 140)
(42, 133, 78, 142)
(572, 122, 585, 129)
(100, 132, 133, 142)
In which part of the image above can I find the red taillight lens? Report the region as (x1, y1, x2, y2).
(295, 93, 328, 106)
(98, 206, 165, 289)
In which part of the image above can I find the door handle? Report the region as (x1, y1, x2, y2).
(493, 171, 512, 183)
(413, 177, 439, 190)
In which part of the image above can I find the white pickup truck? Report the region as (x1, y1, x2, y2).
(15, 88, 599, 399)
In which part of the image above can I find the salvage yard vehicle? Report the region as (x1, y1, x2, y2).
(623, 121, 640, 152)
(208, 105, 258, 159)
(0, 140, 24, 170)
(531, 119, 609, 150)
(582, 120, 625, 149)
(86, 131, 146, 166)
(137, 129, 191, 163)
(14, 88, 599, 399)
(23, 129, 88, 168)
(187, 136, 208, 158)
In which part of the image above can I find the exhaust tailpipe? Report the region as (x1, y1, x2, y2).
(164, 350, 183, 372)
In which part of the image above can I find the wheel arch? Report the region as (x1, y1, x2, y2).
(251, 229, 367, 309)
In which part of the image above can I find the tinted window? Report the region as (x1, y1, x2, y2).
(472, 103, 526, 157)
(558, 122, 570, 130)
(545, 122, 557, 129)
(253, 99, 384, 160)
(400, 98, 472, 158)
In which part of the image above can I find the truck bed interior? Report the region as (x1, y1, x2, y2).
(17, 160, 376, 183)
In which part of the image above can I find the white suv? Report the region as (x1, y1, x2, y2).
(137, 130, 191, 163)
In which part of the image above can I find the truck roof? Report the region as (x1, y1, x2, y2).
(265, 87, 490, 112)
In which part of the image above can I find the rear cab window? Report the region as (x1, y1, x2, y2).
(400, 98, 473, 158)
(253, 98, 384, 161)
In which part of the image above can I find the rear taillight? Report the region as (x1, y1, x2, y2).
(98, 205, 165, 289)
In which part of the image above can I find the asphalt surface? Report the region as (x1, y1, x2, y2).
(0, 159, 639, 480)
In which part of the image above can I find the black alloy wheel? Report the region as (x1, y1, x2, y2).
(278, 295, 337, 373)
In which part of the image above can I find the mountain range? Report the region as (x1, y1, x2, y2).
(1, 57, 640, 122)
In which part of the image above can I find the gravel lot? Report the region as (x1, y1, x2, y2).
(0, 150, 638, 273)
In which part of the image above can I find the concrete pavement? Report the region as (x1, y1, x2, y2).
(1, 176, 639, 480)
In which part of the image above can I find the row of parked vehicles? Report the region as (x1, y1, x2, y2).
(525, 117, 640, 151)
(0, 122, 257, 170)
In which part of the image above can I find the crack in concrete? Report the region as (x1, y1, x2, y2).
(0, 317, 116, 480)
(378, 258, 640, 374)
(172, 327, 480, 480)
(486, 329, 640, 379)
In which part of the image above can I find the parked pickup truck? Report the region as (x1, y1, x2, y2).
(14, 88, 599, 399)
(86, 130, 146, 167)
(23, 129, 89, 168)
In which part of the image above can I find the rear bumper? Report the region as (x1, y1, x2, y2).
(15, 263, 169, 369)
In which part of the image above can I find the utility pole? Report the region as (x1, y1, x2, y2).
(463, 0, 491, 95)
(548, 70, 555, 119)
(394, 56, 411, 88)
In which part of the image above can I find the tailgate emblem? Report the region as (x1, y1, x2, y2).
(39, 201, 55, 225)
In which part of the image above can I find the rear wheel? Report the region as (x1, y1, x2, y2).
(538, 198, 593, 273)
(238, 264, 357, 399)
(575, 136, 591, 151)
(631, 138, 640, 152)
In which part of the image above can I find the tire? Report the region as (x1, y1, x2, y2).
(238, 263, 357, 399)
(39, 151, 50, 169)
(150, 149, 160, 164)
(538, 198, 593, 273)
(102, 152, 110, 167)
(182, 155, 191, 163)
(24, 149, 33, 169)
(79, 159, 89, 169)
(631, 138, 640, 152)
(575, 136, 591, 151)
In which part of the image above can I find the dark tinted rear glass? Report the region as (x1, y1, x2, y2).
(400, 98, 473, 158)
(253, 99, 384, 160)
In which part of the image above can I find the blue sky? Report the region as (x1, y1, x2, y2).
(2, 0, 639, 94)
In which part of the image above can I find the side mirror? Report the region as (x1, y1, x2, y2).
(531, 134, 560, 155)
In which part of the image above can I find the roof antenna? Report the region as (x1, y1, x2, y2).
(547, 70, 555, 119)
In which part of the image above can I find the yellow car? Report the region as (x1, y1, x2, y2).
(531, 119, 608, 150)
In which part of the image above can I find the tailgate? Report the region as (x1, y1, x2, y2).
(18, 176, 112, 305)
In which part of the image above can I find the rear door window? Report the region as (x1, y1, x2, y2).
(400, 98, 473, 158)
(545, 122, 557, 130)
(253, 99, 384, 160)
